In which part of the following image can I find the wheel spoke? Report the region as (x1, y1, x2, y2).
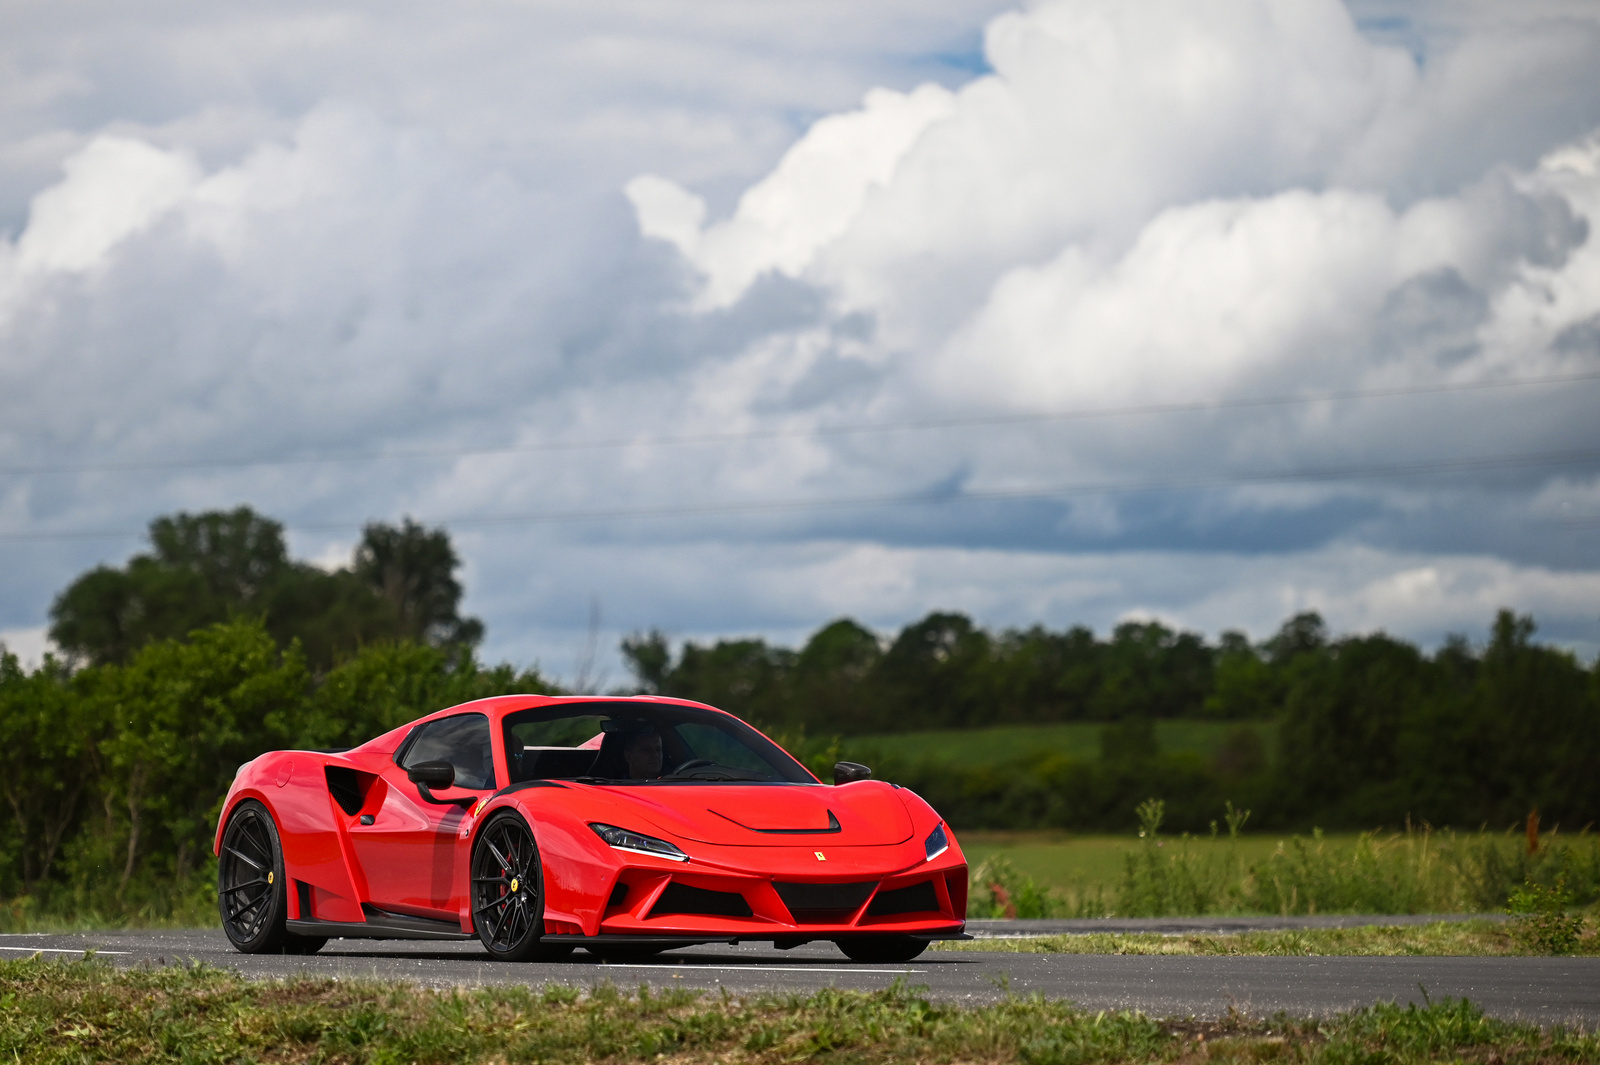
(222, 877, 268, 896)
(240, 819, 273, 861)
(484, 837, 511, 874)
(472, 896, 508, 917)
(508, 898, 526, 944)
(225, 845, 265, 871)
(486, 900, 509, 946)
(471, 875, 509, 885)
(231, 890, 270, 927)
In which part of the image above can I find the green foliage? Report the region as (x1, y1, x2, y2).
(628, 607, 1600, 834)
(48, 507, 483, 670)
(966, 856, 1079, 918)
(81, 620, 312, 895)
(1507, 874, 1584, 954)
(0, 653, 98, 894)
(0, 619, 555, 922)
(1103, 804, 1600, 917)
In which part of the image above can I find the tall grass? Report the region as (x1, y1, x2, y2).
(970, 800, 1600, 918)
(0, 864, 217, 933)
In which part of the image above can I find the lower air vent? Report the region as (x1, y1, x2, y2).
(774, 880, 877, 923)
(866, 880, 940, 916)
(649, 882, 752, 918)
(608, 882, 629, 909)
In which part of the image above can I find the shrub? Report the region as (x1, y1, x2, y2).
(1507, 874, 1584, 954)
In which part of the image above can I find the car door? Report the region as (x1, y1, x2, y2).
(349, 712, 497, 918)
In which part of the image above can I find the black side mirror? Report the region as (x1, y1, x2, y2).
(833, 761, 872, 785)
(407, 760, 455, 788)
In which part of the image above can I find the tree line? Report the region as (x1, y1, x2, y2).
(627, 610, 1600, 832)
(1, 505, 1597, 915)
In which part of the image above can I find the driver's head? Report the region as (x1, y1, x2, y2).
(622, 729, 663, 780)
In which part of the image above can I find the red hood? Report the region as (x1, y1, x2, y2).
(605, 782, 914, 846)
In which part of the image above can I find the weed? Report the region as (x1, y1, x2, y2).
(1507, 874, 1585, 954)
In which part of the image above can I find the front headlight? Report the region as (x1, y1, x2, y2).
(590, 823, 691, 862)
(925, 822, 949, 861)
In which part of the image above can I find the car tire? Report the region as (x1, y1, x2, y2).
(470, 810, 574, 962)
(834, 935, 928, 963)
(218, 799, 326, 955)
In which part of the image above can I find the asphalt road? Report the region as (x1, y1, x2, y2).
(4, 923, 1596, 1028)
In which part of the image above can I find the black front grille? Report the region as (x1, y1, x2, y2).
(608, 882, 629, 909)
(866, 880, 940, 916)
(649, 882, 752, 918)
(774, 880, 877, 923)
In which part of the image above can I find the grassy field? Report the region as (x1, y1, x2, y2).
(841, 719, 1276, 768)
(4, 957, 1596, 1064)
(955, 831, 1318, 891)
(935, 920, 1598, 956)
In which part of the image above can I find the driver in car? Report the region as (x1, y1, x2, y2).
(623, 729, 664, 780)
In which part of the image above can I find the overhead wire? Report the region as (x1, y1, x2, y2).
(2, 369, 1598, 478)
(4, 443, 1597, 544)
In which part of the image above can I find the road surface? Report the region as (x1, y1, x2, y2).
(3, 919, 1593, 1029)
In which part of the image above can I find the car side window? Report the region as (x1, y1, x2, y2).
(401, 713, 496, 790)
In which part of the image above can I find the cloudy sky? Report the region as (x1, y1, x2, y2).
(3, 0, 1600, 680)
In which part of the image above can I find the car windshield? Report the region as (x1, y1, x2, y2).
(502, 701, 815, 785)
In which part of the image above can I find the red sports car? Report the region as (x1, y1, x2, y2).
(213, 695, 968, 962)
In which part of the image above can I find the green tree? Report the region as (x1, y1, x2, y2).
(873, 612, 992, 730)
(48, 508, 484, 671)
(1203, 631, 1280, 718)
(354, 518, 483, 649)
(791, 618, 882, 732)
(306, 641, 556, 749)
(621, 630, 672, 694)
(0, 652, 103, 894)
(86, 619, 311, 893)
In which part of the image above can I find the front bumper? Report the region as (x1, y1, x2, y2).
(566, 851, 968, 941)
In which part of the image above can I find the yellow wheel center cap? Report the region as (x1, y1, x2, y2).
(510, 877, 519, 893)
(267, 872, 274, 884)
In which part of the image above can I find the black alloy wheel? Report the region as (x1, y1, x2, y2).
(471, 811, 573, 962)
(834, 935, 928, 963)
(217, 800, 327, 955)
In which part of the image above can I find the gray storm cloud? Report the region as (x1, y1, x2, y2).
(2, 0, 1599, 673)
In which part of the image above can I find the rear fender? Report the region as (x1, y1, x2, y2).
(215, 751, 367, 923)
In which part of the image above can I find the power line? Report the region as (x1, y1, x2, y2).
(4, 444, 1597, 544)
(3, 369, 1598, 478)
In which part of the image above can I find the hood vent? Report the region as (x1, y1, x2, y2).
(710, 809, 842, 835)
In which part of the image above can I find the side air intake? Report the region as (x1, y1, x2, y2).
(325, 766, 365, 816)
(865, 880, 941, 916)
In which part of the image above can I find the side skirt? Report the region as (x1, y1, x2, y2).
(287, 908, 472, 942)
